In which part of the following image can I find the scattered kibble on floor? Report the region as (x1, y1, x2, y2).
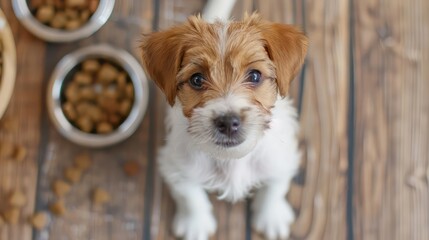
(8, 190, 27, 208)
(64, 166, 82, 183)
(92, 187, 110, 205)
(13, 145, 27, 162)
(73, 152, 92, 171)
(3, 208, 20, 224)
(52, 179, 71, 198)
(49, 200, 67, 216)
(29, 212, 48, 230)
(123, 160, 141, 177)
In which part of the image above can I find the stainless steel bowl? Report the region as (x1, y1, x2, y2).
(47, 45, 148, 147)
(12, 0, 115, 42)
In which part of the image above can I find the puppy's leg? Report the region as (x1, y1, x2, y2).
(170, 182, 216, 240)
(252, 179, 294, 240)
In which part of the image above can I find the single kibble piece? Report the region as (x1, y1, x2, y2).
(49, 201, 66, 216)
(3, 208, 20, 224)
(96, 122, 113, 134)
(64, 167, 82, 183)
(66, 19, 82, 30)
(88, 0, 99, 13)
(76, 116, 94, 133)
(8, 190, 27, 208)
(29, 0, 44, 10)
(107, 114, 121, 126)
(74, 72, 92, 85)
(66, 0, 87, 8)
(123, 161, 141, 177)
(125, 83, 134, 99)
(36, 5, 55, 23)
(50, 12, 67, 29)
(116, 72, 127, 89)
(98, 64, 119, 84)
(82, 59, 100, 73)
(62, 102, 77, 121)
(80, 9, 91, 22)
(13, 145, 27, 162)
(0, 142, 15, 158)
(29, 212, 48, 230)
(64, 83, 80, 103)
(53, 0, 65, 8)
(64, 8, 79, 19)
(119, 99, 132, 116)
(87, 106, 103, 122)
(52, 180, 71, 197)
(92, 188, 110, 205)
(79, 87, 96, 100)
(74, 153, 92, 171)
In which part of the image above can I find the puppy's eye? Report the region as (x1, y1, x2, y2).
(189, 73, 205, 90)
(247, 70, 262, 84)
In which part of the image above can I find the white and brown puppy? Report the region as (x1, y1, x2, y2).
(141, 13, 307, 240)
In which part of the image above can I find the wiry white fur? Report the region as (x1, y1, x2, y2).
(158, 95, 300, 240)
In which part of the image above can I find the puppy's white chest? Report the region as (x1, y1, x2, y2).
(198, 154, 265, 202)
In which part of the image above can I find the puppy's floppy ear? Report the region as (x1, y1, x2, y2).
(140, 26, 186, 105)
(260, 22, 308, 97)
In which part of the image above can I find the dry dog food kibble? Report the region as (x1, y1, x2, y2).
(123, 160, 141, 177)
(49, 200, 66, 216)
(30, 0, 100, 30)
(92, 187, 110, 205)
(52, 179, 71, 197)
(29, 212, 48, 230)
(0, 214, 4, 225)
(64, 166, 82, 183)
(8, 190, 27, 208)
(13, 145, 27, 162)
(74, 152, 92, 171)
(61, 59, 134, 134)
(3, 208, 20, 224)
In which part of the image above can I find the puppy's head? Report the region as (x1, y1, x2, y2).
(141, 13, 307, 159)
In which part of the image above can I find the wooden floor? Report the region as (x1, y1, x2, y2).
(0, 0, 428, 239)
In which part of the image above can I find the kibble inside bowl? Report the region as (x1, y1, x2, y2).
(61, 58, 135, 134)
(47, 45, 148, 147)
(13, 0, 115, 42)
(30, 0, 100, 31)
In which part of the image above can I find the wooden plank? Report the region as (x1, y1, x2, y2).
(352, 0, 429, 239)
(0, 1, 47, 240)
(292, 0, 350, 239)
(20, 2, 155, 240)
(254, 0, 351, 239)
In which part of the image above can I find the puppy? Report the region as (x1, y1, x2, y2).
(141, 13, 307, 240)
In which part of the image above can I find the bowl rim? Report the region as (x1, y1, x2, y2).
(47, 44, 149, 147)
(12, 0, 115, 42)
(0, 9, 17, 120)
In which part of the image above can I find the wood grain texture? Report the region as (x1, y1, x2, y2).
(34, 1, 154, 239)
(352, 0, 429, 239)
(0, 1, 46, 240)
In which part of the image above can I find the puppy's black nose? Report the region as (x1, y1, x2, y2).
(214, 113, 241, 136)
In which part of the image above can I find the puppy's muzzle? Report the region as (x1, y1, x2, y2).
(213, 112, 244, 147)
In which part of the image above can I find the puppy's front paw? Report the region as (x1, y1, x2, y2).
(252, 199, 294, 240)
(172, 211, 216, 240)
